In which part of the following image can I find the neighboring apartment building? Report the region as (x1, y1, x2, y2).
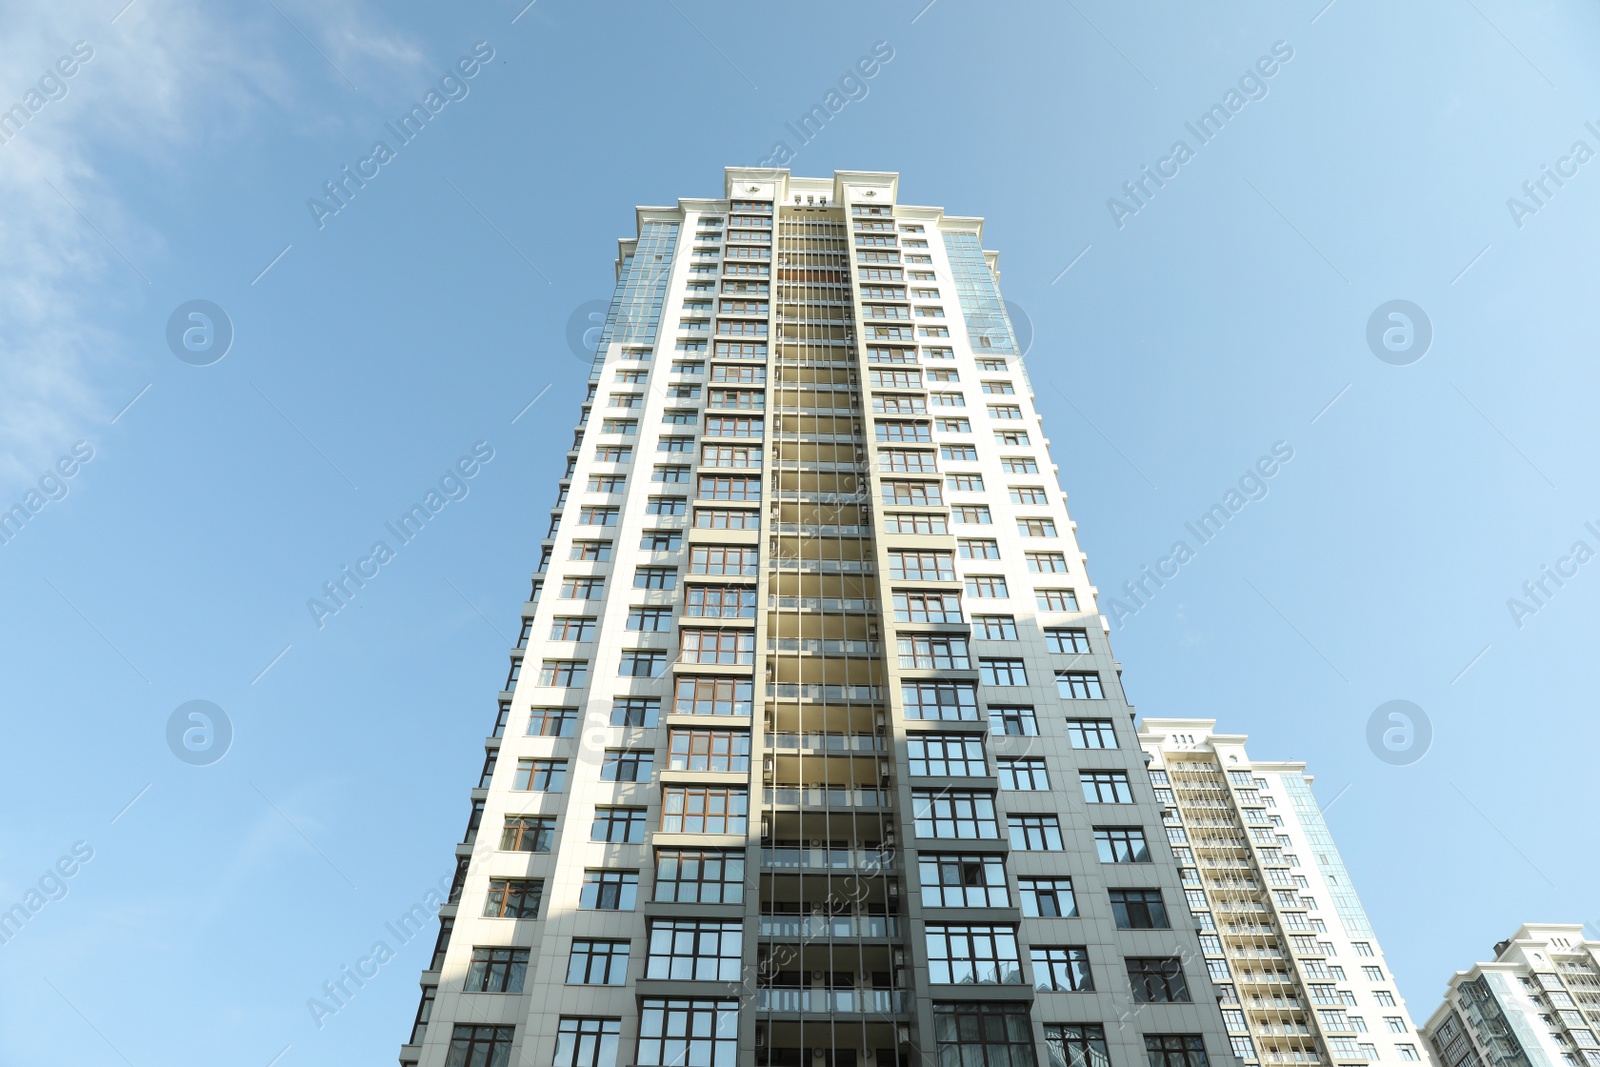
(1139, 720, 1431, 1067)
(1424, 924, 1600, 1067)
(398, 168, 1241, 1067)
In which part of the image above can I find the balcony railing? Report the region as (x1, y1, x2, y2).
(764, 787, 889, 809)
(754, 988, 908, 1014)
(764, 732, 885, 752)
(761, 847, 893, 871)
(766, 596, 878, 613)
(757, 914, 901, 938)
(766, 683, 883, 702)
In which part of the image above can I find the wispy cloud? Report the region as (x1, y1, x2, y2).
(0, 0, 430, 492)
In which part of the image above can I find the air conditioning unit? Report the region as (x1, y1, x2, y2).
(893, 949, 905, 966)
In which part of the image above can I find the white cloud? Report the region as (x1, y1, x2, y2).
(0, 0, 431, 493)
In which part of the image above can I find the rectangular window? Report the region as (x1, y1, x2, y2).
(645, 496, 686, 515)
(483, 878, 542, 918)
(657, 436, 693, 453)
(883, 512, 948, 534)
(880, 448, 938, 473)
(465, 947, 529, 993)
(908, 734, 987, 776)
(1048, 1026, 1110, 1067)
(553, 1018, 620, 1067)
(933, 1003, 1035, 1067)
(600, 749, 653, 782)
(599, 418, 637, 434)
(694, 507, 760, 530)
(550, 616, 597, 641)
(537, 662, 588, 687)
(941, 444, 978, 461)
(980, 658, 1028, 686)
(1010, 814, 1064, 850)
(876, 420, 932, 443)
(451, 1025, 518, 1066)
(704, 416, 762, 437)
(595, 445, 631, 462)
(913, 789, 999, 839)
(618, 650, 667, 677)
(903, 681, 980, 721)
(651, 466, 690, 484)
(1001, 456, 1039, 473)
(1019, 876, 1077, 917)
(936, 417, 971, 433)
(667, 728, 751, 772)
(588, 474, 626, 491)
(500, 816, 555, 853)
(1127, 958, 1191, 1002)
(685, 585, 757, 618)
(1145, 1035, 1210, 1067)
(1095, 827, 1151, 862)
(881, 480, 943, 506)
(637, 1000, 737, 1067)
(982, 380, 1016, 395)
(560, 578, 605, 600)
(627, 607, 673, 631)
(661, 786, 748, 834)
(678, 628, 755, 665)
(972, 615, 1018, 640)
(995, 430, 1030, 446)
(898, 634, 971, 669)
(528, 707, 578, 737)
(988, 404, 1023, 420)
(953, 504, 992, 524)
(1058, 671, 1106, 699)
(1047, 628, 1092, 653)
(514, 758, 567, 791)
(1033, 946, 1094, 992)
(958, 538, 1001, 560)
(591, 807, 648, 843)
(1019, 518, 1058, 537)
(1081, 771, 1133, 803)
(965, 575, 1008, 598)
(998, 757, 1049, 790)
(1037, 588, 1079, 611)
(654, 848, 743, 904)
(926, 924, 1023, 985)
(919, 853, 1009, 907)
(610, 697, 659, 727)
(674, 676, 753, 716)
(894, 591, 963, 623)
(570, 540, 613, 561)
(634, 567, 678, 589)
(889, 550, 956, 581)
(579, 869, 638, 910)
(1067, 719, 1118, 748)
(1110, 888, 1171, 928)
(990, 705, 1038, 736)
(645, 920, 743, 981)
(690, 545, 759, 575)
(567, 940, 629, 985)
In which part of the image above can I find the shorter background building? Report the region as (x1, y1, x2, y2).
(1424, 924, 1600, 1067)
(1139, 719, 1432, 1067)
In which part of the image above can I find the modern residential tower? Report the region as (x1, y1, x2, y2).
(399, 169, 1239, 1067)
(1138, 720, 1431, 1067)
(1423, 924, 1600, 1067)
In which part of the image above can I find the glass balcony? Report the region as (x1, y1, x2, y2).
(757, 914, 901, 938)
(754, 988, 908, 1014)
(760, 846, 892, 871)
(763, 786, 889, 809)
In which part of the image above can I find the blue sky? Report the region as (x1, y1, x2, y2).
(1, 0, 1597, 1063)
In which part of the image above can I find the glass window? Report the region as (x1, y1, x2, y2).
(1067, 719, 1119, 748)
(908, 734, 987, 776)
(913, 789, 999, 838)
(1058, 671, 1106, 699)
(482, 878, 542, 918)
(513, 758, 566, 791)
(1081, 771, 1133, 803)
(1128, 958, 1191, 1002)
(465, 947, 529, 993)
(1009, 814, 1064, 850)
(1110, 888, 1171, 928)
(903, 681, 980, 721)
(591, 807, 648, 843)
(645, 920, 742, 981)
(926, 924, 1024, 984)
(667, 728, 751, 772)
(932, 1002, 1036, 1067)
(1033, 946, 1094, 991)
(674, 676, 754, 716)
(579, 870, 638, 910)
(567, 941, 629, 985)
(1145, 1035, 1209, 1067)
(636, 1000, 737, 1067)
(654, 848, 745, 904)
(919, 854, 1009, 907)
(1019, 876, 1077, 917)
(981, 658, 1028, 686)
(553, 1018, 620, 1067)
(1048, 1025, 1111, 1067)
(661, 786, 748, 834)
(1095, 826, 1151, 862)
(998, 757, 1049, 790)
(989, 705, 1038, 735)
(449, 1025, 518, 1067)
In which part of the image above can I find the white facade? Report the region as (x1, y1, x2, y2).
(1138, 720, 1431, 1067)
(1423, 925, 1600, 1067)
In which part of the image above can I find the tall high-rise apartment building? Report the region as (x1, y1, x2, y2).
(1423, 924, 1600, 1067)
(398, 169, 1238, 1067)
(1138, 720, 1430, 1067)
